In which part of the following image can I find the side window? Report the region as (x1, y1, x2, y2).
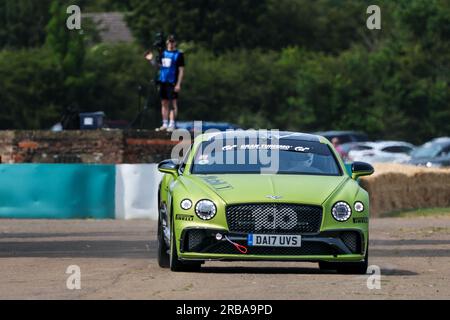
(355, 145, 373, 151)
(354, 134, 369, 142)
(381, 146, 413, 154)
(338, 135, 352, 143)
(438, 146, 450, 157)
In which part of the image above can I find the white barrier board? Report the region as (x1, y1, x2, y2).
(115, 164, 163, 220)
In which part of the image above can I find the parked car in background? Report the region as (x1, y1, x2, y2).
(348, 141, 415, 164)
(176, 121, 241, 132)
(337, 142, 363, 161)
(314, 131, 369, 144)
(408, 137, 450, 168)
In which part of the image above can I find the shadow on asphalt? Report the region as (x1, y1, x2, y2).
(199, 266, 418, 276)
(370, 248, 450, 257)
(380, 268, 418, 276)
(200, 265, 331, 274)
(0, 240, 157, 259)
(0, 232, 147, 239)
(0, 235, 446, 271)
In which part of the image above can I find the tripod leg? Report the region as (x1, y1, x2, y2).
(129, 82, 160, 130)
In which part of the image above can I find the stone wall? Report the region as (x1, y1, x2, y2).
(0, 130, 178, 164)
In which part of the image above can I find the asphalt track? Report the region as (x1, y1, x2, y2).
(0, 217, 449, 299)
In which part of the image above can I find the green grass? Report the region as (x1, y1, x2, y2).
(381, 207, 450, 218)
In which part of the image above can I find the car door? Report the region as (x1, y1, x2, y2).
(348, 145, 374, 162)
(435, 145, 450, 166)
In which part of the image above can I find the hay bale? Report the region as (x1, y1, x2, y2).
(359, 164, 450, 216)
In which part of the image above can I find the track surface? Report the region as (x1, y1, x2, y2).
(0, 217, 449, 299)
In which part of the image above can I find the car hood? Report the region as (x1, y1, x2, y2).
(185, 174, 349, 206)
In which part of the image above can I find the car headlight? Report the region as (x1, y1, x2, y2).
(180, 199, 192, 210)
(195, 200, 217, 220)
(354, 201, 364, 212)
(426, 162, 442, 168)
(332, 201, 352, 222)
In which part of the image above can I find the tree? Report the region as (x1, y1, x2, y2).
(127, 0, 269, 52)
(0, 48, 63, 129)
(46, 0, 86, 106)
(126, 0, 377, 53)
(0, 0, 52, 48)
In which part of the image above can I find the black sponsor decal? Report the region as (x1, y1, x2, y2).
(353, 217, 368, 223)
(176, 214, 194, 221)
(201, 176, 233, 190)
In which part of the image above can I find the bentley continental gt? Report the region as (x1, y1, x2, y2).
(157, 131, 374, 273)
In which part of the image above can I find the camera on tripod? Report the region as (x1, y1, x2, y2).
(153, 32, 165, 54)
(144, 32, 165, 66)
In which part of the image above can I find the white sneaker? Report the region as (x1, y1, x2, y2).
(156, 124, 168, 131)
(167, 125, 175, 132)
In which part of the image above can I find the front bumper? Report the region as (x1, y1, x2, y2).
(178, 228, 366, 262)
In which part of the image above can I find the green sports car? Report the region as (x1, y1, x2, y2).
(157, 131, 374, 273)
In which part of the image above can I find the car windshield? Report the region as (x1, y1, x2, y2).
(411, 143, 442, 158)
(191, 138, 341, 176)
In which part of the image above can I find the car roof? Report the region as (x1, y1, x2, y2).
(313, 131, 369, 143)
(200, 130, 323, 143)
(314, 130, 367, 136)
(353, 141, 414, 149)
(373, 140, 415, 147)
(430, 137, 450, 144)
(423, 139, 450, 148)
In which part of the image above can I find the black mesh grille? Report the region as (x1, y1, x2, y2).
(226, 203, 322, 234)
(187, 230, 206, 251)
(207, 240, 335, 256)
(340, 231, 361, 253)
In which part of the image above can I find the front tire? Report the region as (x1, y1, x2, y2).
(157, 215, 170, 268)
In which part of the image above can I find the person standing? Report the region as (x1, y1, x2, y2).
(150, 35, 185, 132)
(331, 137, 348, 160)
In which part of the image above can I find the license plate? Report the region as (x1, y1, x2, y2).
(247, 234, 302, 247)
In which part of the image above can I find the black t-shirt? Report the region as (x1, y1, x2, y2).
(176, 51, 185, 68)
(174, 51, 184, 84)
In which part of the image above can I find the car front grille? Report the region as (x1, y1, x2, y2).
(340, 231, 361, 254)
(226, 203, 323, 234)
(187, 229, 205, 251)
(182, 229, 357, 256)
(207, 240, 336, 256)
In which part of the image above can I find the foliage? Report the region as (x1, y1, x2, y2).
(0, 0, 53, 48)
(0, 48, 62, 129)
(0, 0, 448, 144)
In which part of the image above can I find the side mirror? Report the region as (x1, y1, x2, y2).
(351, 161, 374, 180)
(158, 159, 179, 176)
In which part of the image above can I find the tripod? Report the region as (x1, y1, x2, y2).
(60, 104, 80, 130)
(128, 43, 165, 130)
(128, 79, 160, 130)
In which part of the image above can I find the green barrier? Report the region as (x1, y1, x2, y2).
(0, 164, 115, 219)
